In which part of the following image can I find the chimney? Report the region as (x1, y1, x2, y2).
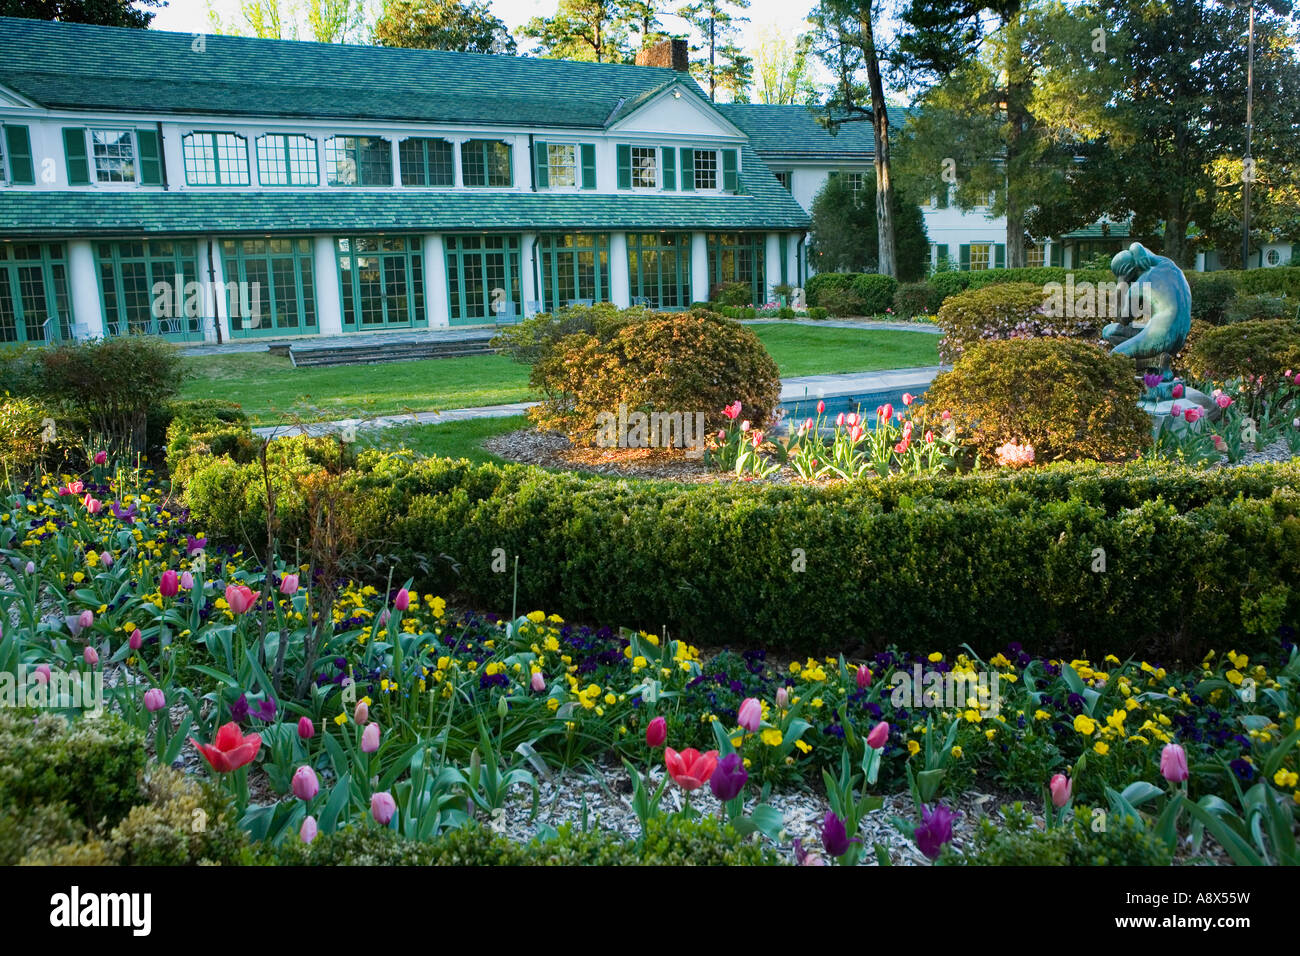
(635, 37, 690, 73)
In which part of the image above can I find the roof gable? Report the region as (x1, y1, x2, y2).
(608, 80, 745, 138)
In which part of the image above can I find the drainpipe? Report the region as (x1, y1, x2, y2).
(207, 239, 223, 344)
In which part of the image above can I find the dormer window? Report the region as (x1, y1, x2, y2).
(325, 136, 393, 186)
(257, 134, 318, 186)
(182, 132, 250, 186)
(462, 140, 512, 188)
(631, 147, 657, 189)
(692, 149, 718, 190)
(90, 129, 136, 183)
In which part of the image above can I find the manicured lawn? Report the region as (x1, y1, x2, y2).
(182, 326, 940, 425)
(358, 414, 525, 464)
(181, 351, 533, 425)
(751, 324, 940, 377)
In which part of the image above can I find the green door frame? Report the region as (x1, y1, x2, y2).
(95, 239, 206, 342)
(536, 233, 610, 312)
(336, 236, 426, 331)
(0, 242, 72, 345)
(444, 234, 522, 325)
(221, 237, 318, 338)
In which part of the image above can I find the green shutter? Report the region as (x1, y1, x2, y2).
(995, 243, 1006, 268)
(959, 244, 971, 271)
(616, 144, 631, 189)
(722, 148, 738, 192)
(533, 140, 549, 189)
(580, 143, 596, 190)
(936, 244, 950, 269)
(1050, 243, 1063, 267)
(137, 129, 162, 185)
(3, 125, 34, 184)
(63, 127, 90, 185)
(680, 148, 695, 191)
(661, 147, 676, 191)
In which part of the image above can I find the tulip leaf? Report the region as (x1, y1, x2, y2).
(1180, 797, 1266, 866)
(319, 773, 352, 833)
(188, 664, 240, 688)
(1119, 780, 1165, 807)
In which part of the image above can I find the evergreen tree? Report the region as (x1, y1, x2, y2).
(374, 0, 517, 55)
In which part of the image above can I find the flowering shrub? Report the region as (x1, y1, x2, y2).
(936, 282, 1103, 364)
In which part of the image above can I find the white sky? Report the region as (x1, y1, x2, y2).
(149, 0, 820, 68)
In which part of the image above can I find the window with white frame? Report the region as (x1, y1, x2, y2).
(843, 171, 865, 195)
(969, 243, 992, 271)
(693, 149, 718, 190)
(257, 134, 318, 186)
(182, 132, 250, 186)
(90, 129, 136, 183)
(547, 143, 577, 188)
(631, 146, 657, 188)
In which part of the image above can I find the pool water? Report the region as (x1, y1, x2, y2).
(778, 387, 929, 431)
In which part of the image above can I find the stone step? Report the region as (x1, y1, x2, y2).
(289, 340, 497, 368)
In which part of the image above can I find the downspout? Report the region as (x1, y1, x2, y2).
(207, 239, 223, 344)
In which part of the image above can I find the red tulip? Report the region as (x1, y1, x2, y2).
(297, 716, 316, 739)
(879, 403, 894, 421)
(160, 570, 179, 597)
(737, 698, 761, 733)
(645, 716, 667, 748)
(866, 721, 889, 749)
(723, 401, 743, 420)
(664, 747, 719, 791)
(225, 584, 257, 615)
(855, 664, 872, 689)
(902, 392, 915, 406)
(816, 400, 825, 414)
(190, 721, 262, 773)
(1172, 383, 1185, 398)
(1049, 773, 1072, 808)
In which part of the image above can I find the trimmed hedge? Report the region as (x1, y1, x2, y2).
(176, 430, 1300, 659)
(805, 272, 898, 316)
(1184, 318, 1300, 384)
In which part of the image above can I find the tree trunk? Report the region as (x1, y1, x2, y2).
(709, 18, 717, 100)
(1002, 15, 1027, 268)
(862, 8, 896, 277)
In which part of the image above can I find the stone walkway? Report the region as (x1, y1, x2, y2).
(251, 366, 945, 439)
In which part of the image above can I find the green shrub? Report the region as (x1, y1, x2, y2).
(817, 285, 867, 318)
(850, 274, 899, 315)
(893, 282, 936, 319)
(528, 311, 781, 444)
(777, 307, 796, 319)
(928, 269, 970, 304)
(265, 815, 780, 866)
(963, 267, 1112, 291)
(936, 282, 1104, 364)
(1225, 293, 1297, 324)
(0, 344, 44, 396)
(34, 336, 185, 458)
(491, 303, 636, 366)
(805, 272, 855, 308)
(927, 338, 1151, 463)
(164, 399, 256, 481)
(712, 281, 753, 307)
(0, 711, 145, 835)
(956, 805, 1173, 866)
(1186, 272, 1238, 324)
(0, 802, 86, 867)
(0, 396, 83, 477)
(808, 307, 829, 320)
(1234, 265, 1300, 299)
(1184, 318, 1300, 384)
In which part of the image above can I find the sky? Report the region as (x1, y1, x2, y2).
(149, 0, 822, 75)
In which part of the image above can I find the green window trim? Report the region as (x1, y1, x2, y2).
(219, 237, 317, 338)
(580, 143, 596, 190)
(181, 131, 247, 186)
(959, 244, 971, 270)
(706, 233, 766, 305)
(616, 144, 631, 190)
(722, 148, 738, 193)
(0, 242, 73, 344)
(399, 137, 454, 187)
(63, 127, 90, 185)
(627, 232, 692, 310)
(3, 125, 35, 184)
(994, 243, 1006, 269)
(444, 234, 522, 324)
(256, 134, 319, 187)
(137, 128, 163, 185)
(95, 239, 205, 341)
(325, 136, 393, 187)
(335, 236, 425, 330)
(533, 140, 550, 189)
(461, 139, 512, 188)
(679, 148, 694, 192)
(661, 147, 676, 191)
(537, 233, 609, 312)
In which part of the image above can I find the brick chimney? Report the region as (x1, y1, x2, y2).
(635, 37, 690, 73)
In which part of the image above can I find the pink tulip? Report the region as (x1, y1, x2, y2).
(24, 561, 35, 575)
(723, 401, 743, 420)
(737, 698, 761, 733)
(128, 628, 142, 650)
(776, 686, 790, 709)
(1160, 743, 1189, 783)
(394, 588, 410, 611)
(354, 701, 369, 725)
(225, 584, 257, 615)
(292, 766, 320, 801)
(73, 609, 94, 635)
(845, 413, 858, 427)
(34, 664, 51, 685)
(144, 688, 166, 712)
(739, 420, 751, 432)
(84, 646, 99, 666)
(361, 722, 381, 753)
(1214, 392, 1232, 409)
(300, 815, 318, 844)
(530, 671, 546, 693)
(280, 573, 299, 595)
(68, 480, 83, 495)
(94, 450, 108, 465)
(902, 392, 915, 406)
(816, 400, 825, 414)
(1049, 773, 1072, 808)
(856, 664, 872, 689)
(879, 403, 894, 421)
(836, 412, 845, 427)
(1170, 403, 1182, 418)
(180, 571, 194, 590)
(645, 716, 667, 748)
(298, 716, 316, 739)
(83, 495, 102, 514)
(1172, 383, 1184, 398)
(371, 791, 397, 825)
(159, 570, 179, 597)
(1184, 406, 1203, 424)
(98, 551, 112, 568)
(941, 409, 951, 421)
(866, 721, 889, 749)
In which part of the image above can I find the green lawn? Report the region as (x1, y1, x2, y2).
(750, 324, 940, 377)
(358, 415, 525, 465)
(183, 325, 940, 425)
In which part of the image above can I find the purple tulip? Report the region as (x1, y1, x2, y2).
(143, 688, 166, 712)
(229, 693, 250, 722)
(292, 766, 319, 801)
(914, 804, 959, 860)
(99, 551, 113, 568)
(1143, 372, 1163, 389)
(821, 811, 851, 857)
(371, 791, 397, 826)
(186, 535, 206, 555)
(709, 753, 749, 802)
(180, 571, 194, 590)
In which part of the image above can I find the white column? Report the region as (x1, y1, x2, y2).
(314, 235, 344, 335)
(609, 232, 631, 308)
(67, 240, 105, 339)
(786, 233, 799, 293)
(690, 231, 709, 303)
(391, 137, 402, 187)
(424, 234, 449, 327)
(200, 240, 230, 344)
(521, 232, 539, 315)
(764, 232, 782, 303)
(451, 139, 463, 187)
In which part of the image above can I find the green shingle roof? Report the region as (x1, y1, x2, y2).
(719, 104, 892, 162)
(0, 16, 690, 129)
(0, 151, 808, 236)
(1062, 220, 1133, 240)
